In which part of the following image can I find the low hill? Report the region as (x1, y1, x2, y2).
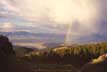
(13, 46, 37, 57)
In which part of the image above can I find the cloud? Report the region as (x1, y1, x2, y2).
(0, 0, 107, 43)
(10, 0, 99, 26)
(0, 0, 20, 19)
(97, 0, 107, 33)
(0, 0, 19, 12)
(14, 0, 101, 34)
(0, 22, 14, 32)
(0, 0, 98, 23)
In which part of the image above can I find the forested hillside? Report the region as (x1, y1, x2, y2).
(22, 42, 107, 68)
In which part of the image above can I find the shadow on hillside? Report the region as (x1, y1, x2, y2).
(0, 35, 33, 72)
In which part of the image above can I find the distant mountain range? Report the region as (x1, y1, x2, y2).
(0, 31, 65, 38)
(76, 33, 107, 43)
(0, 31, 65, 49)
(0, 31, 107, 49)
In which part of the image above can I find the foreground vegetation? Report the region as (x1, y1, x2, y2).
(23, 42, 107, 68)
(0, 35, 107, 72)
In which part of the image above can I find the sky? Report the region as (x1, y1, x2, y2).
(0, 0, 107, 42)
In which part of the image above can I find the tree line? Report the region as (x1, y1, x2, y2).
(22, 42, 107, 68)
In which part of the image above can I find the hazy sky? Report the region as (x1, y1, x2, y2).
(0, 0, 106, 36)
